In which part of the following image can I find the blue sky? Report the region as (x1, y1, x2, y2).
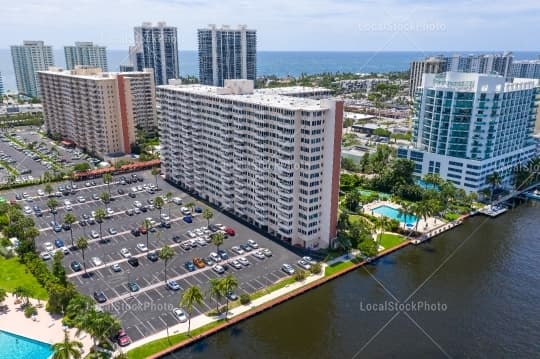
(1, 0, 539, 51)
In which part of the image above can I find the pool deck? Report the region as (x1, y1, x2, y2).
(0, 293, 93, 355)
(363, 200, 444, 234)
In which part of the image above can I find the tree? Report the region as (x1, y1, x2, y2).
(358, 238, 378, 258)
(77, 310, 119, 353)
(94, 208, 106, 243)
(341, 157, 358, 172)
(165, 192, 173, 217)
(76, 237, 89, 277)
(65, 295, 94, 322)
(220, 275, 238, 318)
(52, 331, 83, 359)
(180, 286, 204, 336)
(13, 286, 31, 306)
(102, 173, 113, 197)
(337, 212, 350, 232)
(52, 251, 67, 286)
(208, 278, 225, 315)
(344, 191, 361, 212)
(486, 171, 502, 207)
(44, 183, 54, 196)
(202, 208, 213, 227)
(143, 218, 152, 249)
(47, 198, 59, 222)
(73, 162, 90, 172)
(99, 191, 110, 204)
(151, 167, 160, 188)
(374, 216, 392, 243)
(159, 245, 175, 284)
(154, 196, 164, 216)
(63, 213, 77, 248)
(185, 201, 196, 213)
(210, 232, 225, 252)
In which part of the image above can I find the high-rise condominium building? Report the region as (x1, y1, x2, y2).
(398, 72, 538, 193)
(130, 22, 179, 85)
(409, 52, 514, 97)
(39, 67, 156, 156)
(198, 24, 257, 86)
(64, 42, 108, 71)
(0, 72, 4, 97)
(511, 59, 540, 79)
(11, 41, 54, 98)
(409, 57, 446, 97)
(158, 80, 343, 249)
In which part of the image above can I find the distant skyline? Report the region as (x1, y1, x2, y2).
(1, 0, 540, 51)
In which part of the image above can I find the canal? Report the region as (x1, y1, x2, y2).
(163, 203, 540, 358)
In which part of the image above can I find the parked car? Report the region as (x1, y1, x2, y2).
(297, 259, 311, 270)
(282, 263, 295, 275)
(224, 227, 236, 236)
(229, 260, 242, 269)
(120, 248, 132, 258)
(147, 251, 158, 262)
(302, 256, 316, 264)
(43, 242, 54, 251)
(180, 241, 192, 250)
(247, 239, 259, 249)
(184, 261, 196, 271)
(131, 228, 141, 237)
(108, 227, 118, 235)
(173, 308, 188, 322)
(90, 230, 99, 239)
(93, 291, 107, 303)
(213, 264, 225, 274)
(238, 257, 250, 266)
(127, 282, 140, 292)
(136, 243, 148, 252)
(262, 248, 272, 257)
(252, 250, 265, 260)
(183, 216, 193, 224)
(41, 252, 52, 260)
(218, 249, 229, 260)
(231, 246, 244, 255)
(226, 291, 238, 301)
(127, 257, 139, 267)
(111, 263, 122, 272)
(70, 261, 82, 271)
(209, 252, 221, 262)
(91, 257, 103, 266)
(116, 330, 131, 347)
(192, 257, 205, 268)
(54, 239, 64, 248)
(167, 280, 181, 291)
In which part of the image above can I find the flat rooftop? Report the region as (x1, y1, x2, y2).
(158, 84, 333, 111)
(38, 67, 151, 81)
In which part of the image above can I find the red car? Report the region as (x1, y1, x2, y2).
(117, 329, 131, 346)
(224, 227, 235, 236)
(139, 226, 148, 235)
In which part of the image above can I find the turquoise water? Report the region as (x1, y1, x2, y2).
(0, 330, 52, 359)
(372, 205, 417, 225)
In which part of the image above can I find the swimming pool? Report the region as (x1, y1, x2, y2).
(372, 205, 418, 225)
(0, 330, 52, 359)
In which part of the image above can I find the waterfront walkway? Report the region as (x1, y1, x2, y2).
(0, 293, 93, 354)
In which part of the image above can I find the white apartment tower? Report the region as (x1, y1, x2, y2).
(198, 24, 257, 87)
(11, 41, 54, 98)
(158, 80, 343, 249)
(399, 72, 538, 192)
(39, 67, 157, 156)
(64, 42, 108, 71)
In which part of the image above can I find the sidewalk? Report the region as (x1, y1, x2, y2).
(0, 293, 93, 354)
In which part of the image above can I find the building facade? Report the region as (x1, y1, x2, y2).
(409, 53, 514, 97)
(399, 72, 539, 193)
(130, 22, 179, 85)
(39, 67, 156, 156)
(11, 41, 54, 98)
(64, 42, 108, 71)
(158, 80, 342, 249)
(511, 60, 540, 79)
(0, 72, 4, 97)
(198, 25, 256, 86)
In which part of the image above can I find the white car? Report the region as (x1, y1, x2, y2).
(133, 201, 142, 208)
(23, 206, 32, 214)
(297, 259, 311, 270)
(77, 196, 86, 203)
(238, 257, 250, 266)
(91, 257, 103, 266)
(209, 252, 221, 262)
(262, 248, 273, 257)
(247, 239, 259, 249)
(160, 213, 170, 221)
(65, 204, 73, 211)
(213, 264, 225, 274)
(90, 230, 99, 239)
(302, 256, 316, 264)
(196, 238, 207, 246)
(43, 242, 54, 252)
(181, 207, 191, 215)
(172, 197, 182, 205)
(41, 252, 52, 260)
(252, 250, 265, 260)
(231, 246, 244, 255)
(37, 189, 45, 196)
(215, 223, 225, 230)
(120, 248, 132, 258)
(136, 243, 148, 252)
(187, 231, 196, 238)
(194, 229, 203, 236)
(60, 246, 70, 255)
(63, 199, 71, 206)
(106, 207, 114, 215)
(282, 263, 295, 275)
(173, 308, 188, 322)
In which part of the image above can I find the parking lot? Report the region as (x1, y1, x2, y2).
(4, 169, 306, 342)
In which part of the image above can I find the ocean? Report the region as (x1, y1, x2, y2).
(1, 50, 539, 92)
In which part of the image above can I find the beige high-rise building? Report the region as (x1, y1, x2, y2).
(409, 57, 446, 97)
(39, 66, 156, 156)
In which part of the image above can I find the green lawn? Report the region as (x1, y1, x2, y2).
(249, 276, 297, 301)
(324, 260, 357, 276)
(0, 257, 48, 299)
(128, 320, 224, 359)
(377, 233, 405, 250)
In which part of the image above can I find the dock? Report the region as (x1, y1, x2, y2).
(478, 205, 508, 217)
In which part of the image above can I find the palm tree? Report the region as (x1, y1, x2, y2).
(77, 311, 119, 353)
(151, 167, 160, 189)
(159, 245, 175, 283)
(94, 208, 106, 243)
(63, 213, 77, 248)
(65, 295, 94, 320)
(220, 275, 238, 318)
(202, 208, 213, 227)
(44, 183, 53, 197)
(76, 237, 89, 277)
(180, 285, 204, 336)
(208, 278, 225, 314)
(99, 191, 110, 204)
(102, 173, 113, 197)
(13, 286, 31, 306)
(185, 201, 196, 214)
(143, 218, 152, 249)
(154, 196, 164, 216)
(374, 216, 392, 243)
(486, 171, 502, 207)
(52, 331, 83, 359)
(210, 232, 225, 253)
(165, 192, 173, 217)
(47, 198, 59, 222)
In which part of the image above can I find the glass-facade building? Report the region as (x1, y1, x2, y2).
(11, 41, 54, 98)
(64, 42, 108, 71)
(399, 72, 538, 192)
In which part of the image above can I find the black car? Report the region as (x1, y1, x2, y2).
(131, 228, 141, 237)
(118, 188, 125, 195)
(90, 181, 97, 186)
(160, 221, 171, 228)
(127, 257, 139, 267)
(93, 291, 107, 303)
(79, 219, 87, 226)
(138, 177, 144, 182)
(62, 223, 71, 230)
(147, 251, 159, 262)
(172, 235, 182, 243)
(128, 192, 136, 198)
(35, 210, 43, 217)
(70, 261, 82, 271)
(240, 244, 252, 252)
(208, 224, 219, 232)
(140, 206, 148, 213)
(180, 241, 191, 250)
(15, 193, 22, 200)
